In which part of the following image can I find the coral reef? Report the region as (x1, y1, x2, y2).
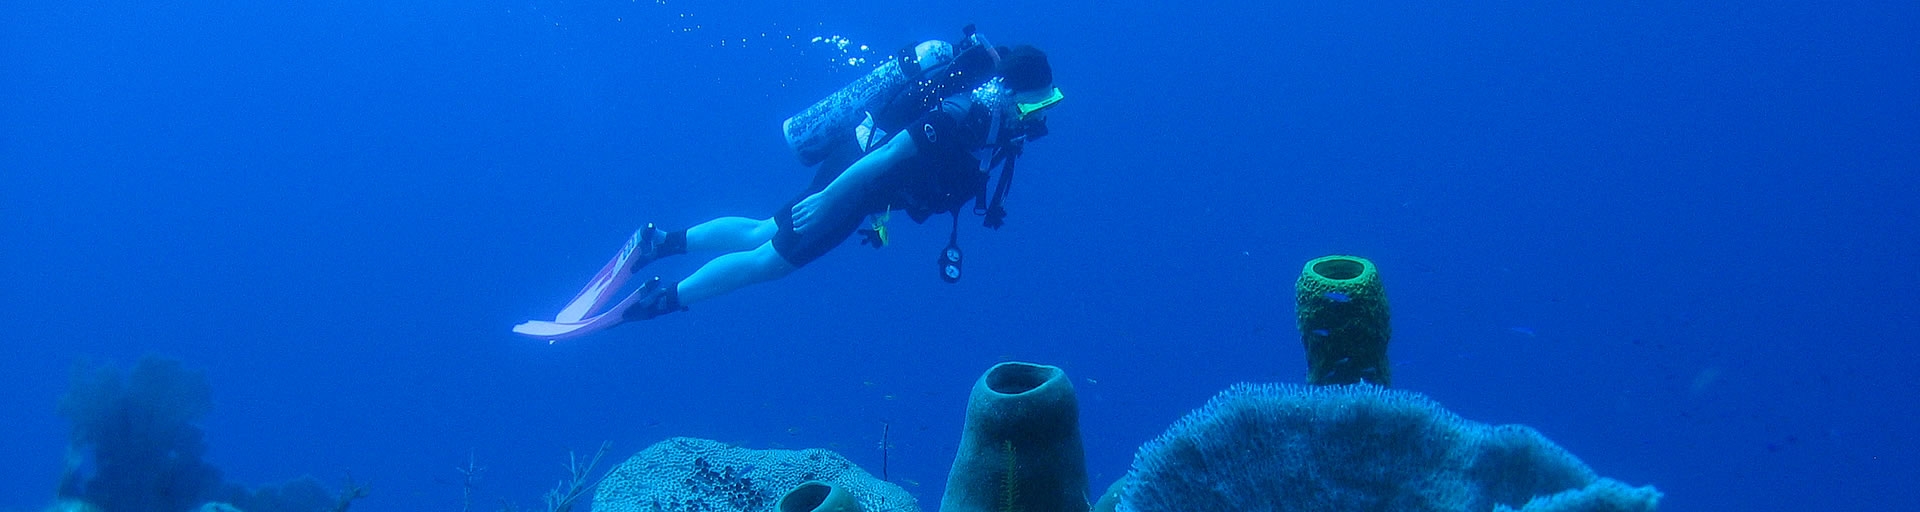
(541, 441, 612, 512)
(36, 499, 101, 512)
(52, 356, 360, 512)
(56, 357, 222, 512)
(1496, 480, 1666, 512)
(774, 482, 863, 512)
(210, 476, 341, 512)
(1116, 383, 1660, 512)
(592, 438, 917, 512)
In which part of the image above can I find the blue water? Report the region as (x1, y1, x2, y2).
(4, 1, 1915, 511)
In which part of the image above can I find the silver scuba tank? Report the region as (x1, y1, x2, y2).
(782, 40, 955, 166)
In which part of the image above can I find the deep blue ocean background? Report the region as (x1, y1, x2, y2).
(4, 0, 1916, 510)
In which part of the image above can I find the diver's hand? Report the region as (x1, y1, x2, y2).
(791, 190, 835, 235)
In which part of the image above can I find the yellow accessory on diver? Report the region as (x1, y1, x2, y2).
(1016, 87, 1065, 119)
(859, 209, 891, 248)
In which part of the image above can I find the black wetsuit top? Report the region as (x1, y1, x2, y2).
(772, 93, 1000, 267)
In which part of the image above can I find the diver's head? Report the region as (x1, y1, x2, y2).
(998, 45, 1052, 94)
(997, 45, 1063, 135)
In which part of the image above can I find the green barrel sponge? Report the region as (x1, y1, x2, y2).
(1295, 255, 1392, 386)
(940, 362, 1091, 512)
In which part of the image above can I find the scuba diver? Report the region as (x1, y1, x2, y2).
(514, 26, 1063, 341)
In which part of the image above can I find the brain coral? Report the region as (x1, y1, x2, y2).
(1117, 383, 1661, 512)
(593, 437, 919, 512)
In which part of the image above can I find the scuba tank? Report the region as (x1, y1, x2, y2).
(781, 26, 1003, 166)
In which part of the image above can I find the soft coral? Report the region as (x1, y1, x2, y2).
(56, 356, 221, 512)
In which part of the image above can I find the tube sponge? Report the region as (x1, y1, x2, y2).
(939, 362, 1089, 512)
(1295, 255, 1392, 386)
(1116, 383, 1661, 512)
(592, 437, 918, 512)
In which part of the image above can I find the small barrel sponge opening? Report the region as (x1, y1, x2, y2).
(984, 362, 1059, 396)
(594, 438, 918, 512)
(779, 481, 864, 512)
(1117, 384, 1660, 512)
(779, 483, 834, 512)
(1311, 257, 1369, 281)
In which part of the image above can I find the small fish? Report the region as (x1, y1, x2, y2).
(1324, 291, 1352, 303)
(1508, 326, 1537, 337)
(1310, 329, 1331, 337)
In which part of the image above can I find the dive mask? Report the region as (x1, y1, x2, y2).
(1015, 87, 1065, 119)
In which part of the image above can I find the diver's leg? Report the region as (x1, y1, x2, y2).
(682, 217, 778, 253)
(631, 216, 774, 270)
(675, 242, 795, 306)
(554, 216, 765, 321)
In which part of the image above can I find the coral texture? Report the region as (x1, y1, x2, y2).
(593, 437, 917, 512)
(1118, 383, 1660, 512)
(57, 357, 222, 512)
(1496, 480, 1665, 512)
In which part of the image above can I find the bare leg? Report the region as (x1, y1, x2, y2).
(683, 217, 777, 253)
(676, 242, 794, 305)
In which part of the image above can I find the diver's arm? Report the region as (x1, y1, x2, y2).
(823, 132, 918, 199)
(820, 94, 970, 201)
(791, 134, 918, 233)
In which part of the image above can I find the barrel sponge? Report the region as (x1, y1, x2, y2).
(591, 437, 920, 512)
(1295, 255, 1392, 386)
(1116, 384, 1660, 512)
